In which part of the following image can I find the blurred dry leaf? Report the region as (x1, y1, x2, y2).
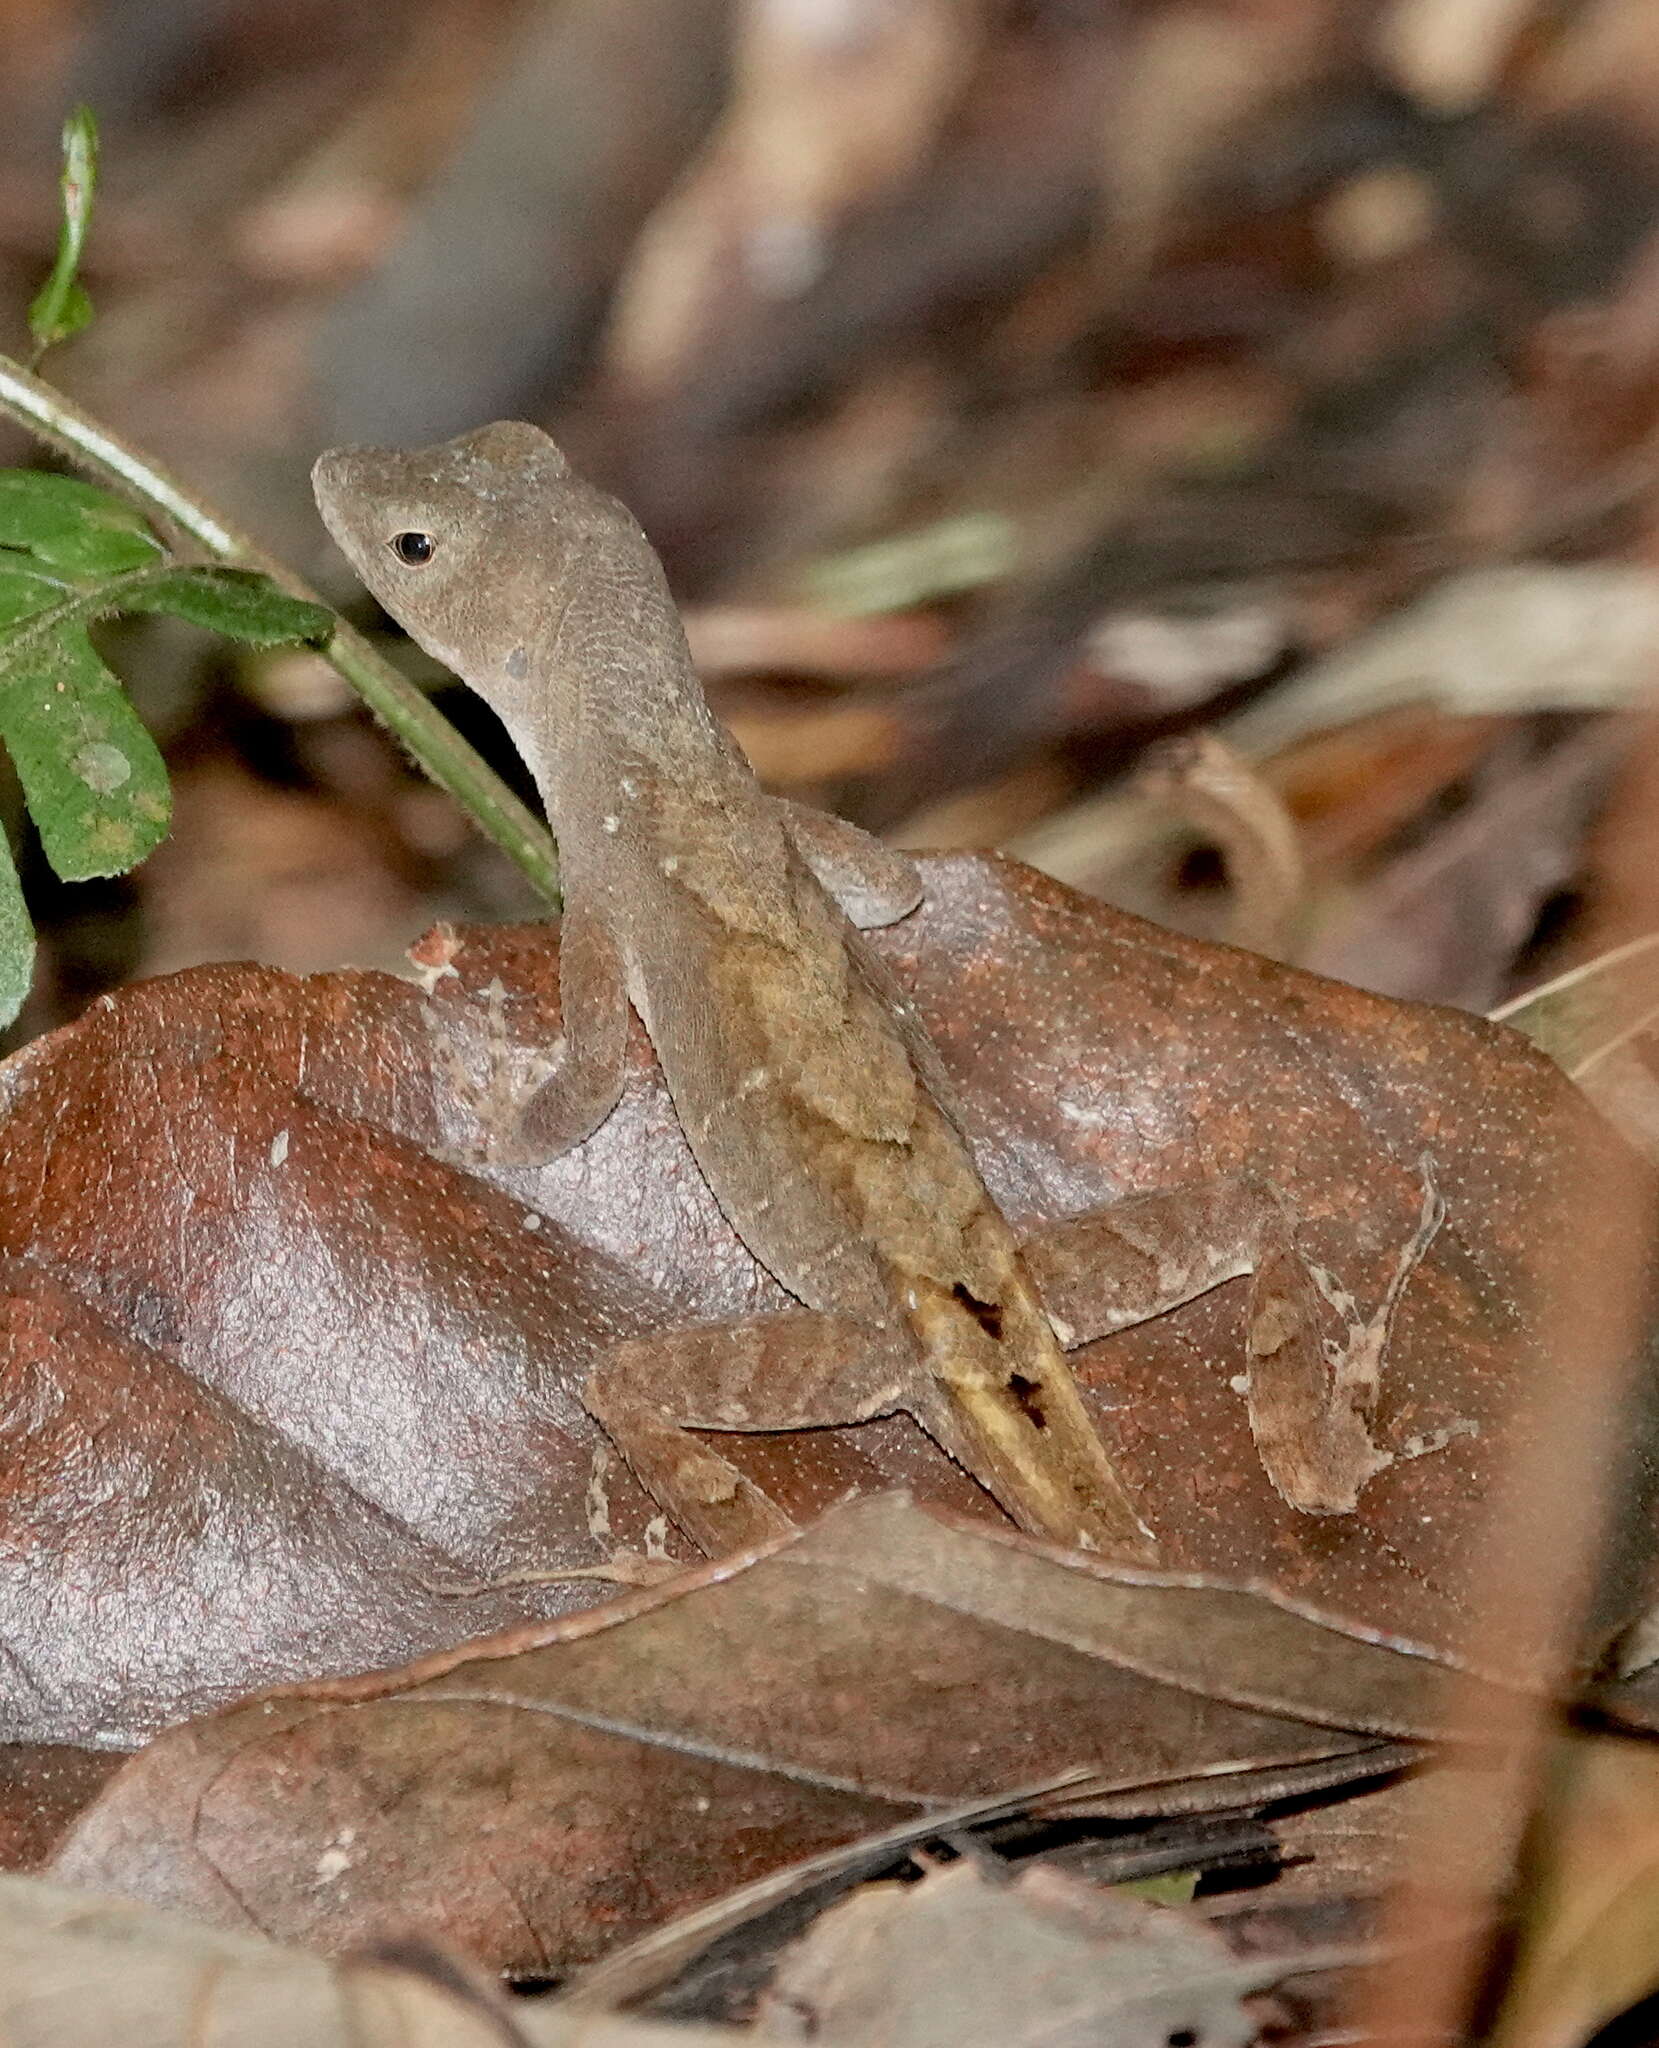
(1101, 0, 1344, 282)
(755, 1856, 1313, 2047)
(1500, 929, 1659, 1066)
(1494, 928, 1659, 1160)
(138, 759, 430, 979)
(1016, 563, 1659, 968)
(683, 604, 950, 681)
(0, 1869, 743, 2047)
(1301, 717, 1627, 1007)
(1224, 566, 1659, 759)
(1256, 1761, 1514, 1907)
(1486, 1732, 1659, 2048)
(1375, 0, 1541, 114)
(607, 0, 991, 388)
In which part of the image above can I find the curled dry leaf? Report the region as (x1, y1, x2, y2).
(0, 853, 1643, 1765)
(48, 1492, 1495, 1976)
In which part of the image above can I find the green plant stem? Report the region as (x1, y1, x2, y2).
(0, 350, 560, 902)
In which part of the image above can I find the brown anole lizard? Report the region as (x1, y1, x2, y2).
(312, 423, 1459, 1561)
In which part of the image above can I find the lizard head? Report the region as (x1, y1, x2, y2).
(311, 421, 642, 702)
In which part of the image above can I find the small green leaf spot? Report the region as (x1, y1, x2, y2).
(73, 740, 130, 794)
(27, 105, 99, 362)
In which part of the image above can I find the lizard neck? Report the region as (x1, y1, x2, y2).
(505, 546, 744, 838)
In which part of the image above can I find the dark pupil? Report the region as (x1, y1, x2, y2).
(392, 531, 435, 564)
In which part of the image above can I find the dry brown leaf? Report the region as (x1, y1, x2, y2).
(0, 853, 1642, 1768)
(47, 1492, 1484, 1976)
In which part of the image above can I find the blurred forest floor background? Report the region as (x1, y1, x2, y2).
(5, 0, 1659, 1040)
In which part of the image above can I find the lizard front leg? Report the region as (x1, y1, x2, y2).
(585, 1313, 915, 1553)
(585, 1301, 1158, 1558)
(1023, 1163, 1463, 1514)
(777, 801, 925, 929)
(427, 908, 629, 1166)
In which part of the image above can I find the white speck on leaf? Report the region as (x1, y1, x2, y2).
(269, 1129, 290, 1167)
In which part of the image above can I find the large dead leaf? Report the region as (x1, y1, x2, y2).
(0, 852, 1643, 1766)
(374, 854, 1648, 1669)
(0, 1256, 563, 1749)
(46, 1493, 1507, 1977)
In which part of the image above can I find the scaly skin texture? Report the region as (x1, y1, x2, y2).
(313, 424, 1154, 1555)
(313, 424, 1453, 1559)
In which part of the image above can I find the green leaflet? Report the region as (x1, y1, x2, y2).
(117, 565, 333, 647)
(0, 829, 32, 1028)
(27, 105, 98, 361)
(0, 481, 337, 1025)
(0, 471, 160, 576)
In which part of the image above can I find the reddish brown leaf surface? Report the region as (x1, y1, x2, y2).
(0, 1745, 121, 1872)
(0, 852, 1641, 1772)
(48, 1493, 1482, 1976)
(326, 854, 1649, 1667)
(0, 1257, 554, 1748)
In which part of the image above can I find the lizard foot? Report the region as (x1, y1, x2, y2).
(420, 980, 562, 1167)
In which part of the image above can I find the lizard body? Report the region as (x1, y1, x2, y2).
(314, 423, 1151, 1554)
(313, 422, 1456, 1560)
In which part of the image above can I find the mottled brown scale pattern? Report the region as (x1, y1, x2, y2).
(313, 423, 1151, 1556)
(299, 422, 1659, 1609)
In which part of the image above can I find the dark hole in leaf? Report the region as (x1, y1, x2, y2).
(1006, 1372, 1046, 1428)
(1167, 2032, 1199, 2048)
(950, 1282, 1003, 1341)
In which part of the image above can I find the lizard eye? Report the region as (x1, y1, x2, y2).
(389, 530, 436, 565)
